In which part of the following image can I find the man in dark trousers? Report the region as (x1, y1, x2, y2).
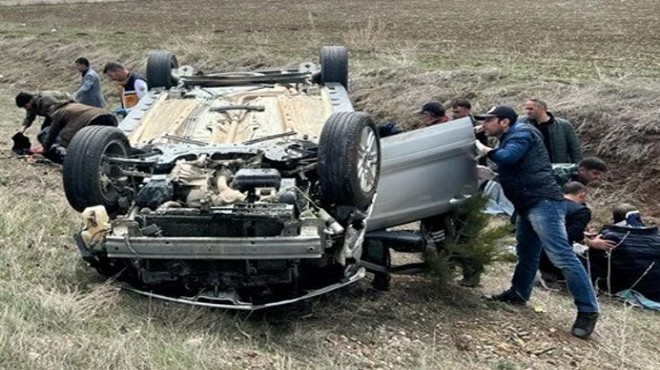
(475, 105, 599, 339)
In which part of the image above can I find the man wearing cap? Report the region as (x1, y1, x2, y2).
(418, 101, 449, 127)
(474, 105, 599, 339)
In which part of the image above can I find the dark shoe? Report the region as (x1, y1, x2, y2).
(484, 290, 526, 305)
(372, 272, 391, 291)
(571, 312, 599, 339)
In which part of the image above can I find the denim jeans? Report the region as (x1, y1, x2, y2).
(508, 199, 599, 313)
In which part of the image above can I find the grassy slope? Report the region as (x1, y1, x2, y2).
(1, 1, 659, 369)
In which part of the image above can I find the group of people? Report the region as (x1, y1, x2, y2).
(379, 97, 657, 339)
(12, 57, 147, 162)
(470, 101, 658, 340)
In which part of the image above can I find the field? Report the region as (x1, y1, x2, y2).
(1, 0, 659, 369)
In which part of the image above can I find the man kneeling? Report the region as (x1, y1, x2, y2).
(40, 103, 118, 163)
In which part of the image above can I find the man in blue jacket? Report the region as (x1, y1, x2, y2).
(73, 57, 105, 108)
(475, 105, 599, 339)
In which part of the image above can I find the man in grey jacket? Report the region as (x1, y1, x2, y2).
(73, 57, 105, 108)
(520, 98, 582, 163)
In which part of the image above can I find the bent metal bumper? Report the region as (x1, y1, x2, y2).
(104, 235, 323, 259)
(122, 267, 366, 310)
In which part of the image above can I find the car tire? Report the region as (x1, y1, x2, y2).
(146, 51, 179, 89)
(320, 46, 348, 90)
(318, 111, 380, 210)
(63, 126, 132, 213)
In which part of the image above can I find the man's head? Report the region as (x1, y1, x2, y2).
(562, 181, 588, 204)
(103, 62, 129, 81)
(612, 203, 639, 224)
(418, 101, 449, 126)
(475, 105, 519, 137)
(74, 57, 90, 73)
(15, 92, 33, 110)
(523, 98, 548, 121)
(576, 157, 607, 185)
(451, 99, 472, 119)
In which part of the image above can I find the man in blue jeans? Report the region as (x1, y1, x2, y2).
(474, 105, 599, 339)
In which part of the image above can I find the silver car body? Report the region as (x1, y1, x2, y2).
(369, 118, 478, 231)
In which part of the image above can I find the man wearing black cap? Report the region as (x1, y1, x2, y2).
(474, 105, 599, 339)
(418, 101, 449, 127)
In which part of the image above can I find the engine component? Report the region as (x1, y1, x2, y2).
(212, 173, 246, 206)
(136, 177, 175, 210)
(232, 168, 282, 192)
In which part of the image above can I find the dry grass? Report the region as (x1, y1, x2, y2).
(1, 0, 660, 369)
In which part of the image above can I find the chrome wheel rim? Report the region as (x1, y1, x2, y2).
(357, 127, 378, 193)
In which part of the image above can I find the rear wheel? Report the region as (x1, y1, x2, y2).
(318, 111, 380, 210)
(146, 51, 179, 89)
(320, 46, 348, 90)
(63, 126, 132, 213)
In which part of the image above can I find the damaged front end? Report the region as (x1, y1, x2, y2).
(74, 151, 373, 309)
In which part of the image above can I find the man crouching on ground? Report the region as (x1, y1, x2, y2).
(474, 105, 599, 339)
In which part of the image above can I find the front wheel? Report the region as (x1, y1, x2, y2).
(63, 126, 132, 214)
(318, 111, 380, 210)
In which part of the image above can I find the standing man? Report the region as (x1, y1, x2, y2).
(450, 99, 474, 121)
(452, 99, 488, 164)
(15, 91, 74, 134)
(521, 98, 582, 163)
(475, 105, 599, 339)
(73, 57, 105, 108)
(418, 101, 449, 127)
(103, 62, 148, 110)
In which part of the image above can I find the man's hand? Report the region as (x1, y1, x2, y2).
(475, 140, 492, 159)
(474, 124, 484, 134)
(586, 235, 617, 251)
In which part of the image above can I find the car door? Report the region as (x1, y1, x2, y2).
(367, 117, 478, 231)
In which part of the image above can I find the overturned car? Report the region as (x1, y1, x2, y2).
(64, 47, 477, 309)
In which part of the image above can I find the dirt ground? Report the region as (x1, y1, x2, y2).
(0, 1, 659, 369)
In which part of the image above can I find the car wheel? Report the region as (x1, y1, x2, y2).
(320, 46, 348, 90)
(63, 126, 132, 213)
(146, 51, 179, 89)
(318, 111, 380, 210)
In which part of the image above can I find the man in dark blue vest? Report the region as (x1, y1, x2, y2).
(474, 105, 599, 339)
(103, 62, 148, 112)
